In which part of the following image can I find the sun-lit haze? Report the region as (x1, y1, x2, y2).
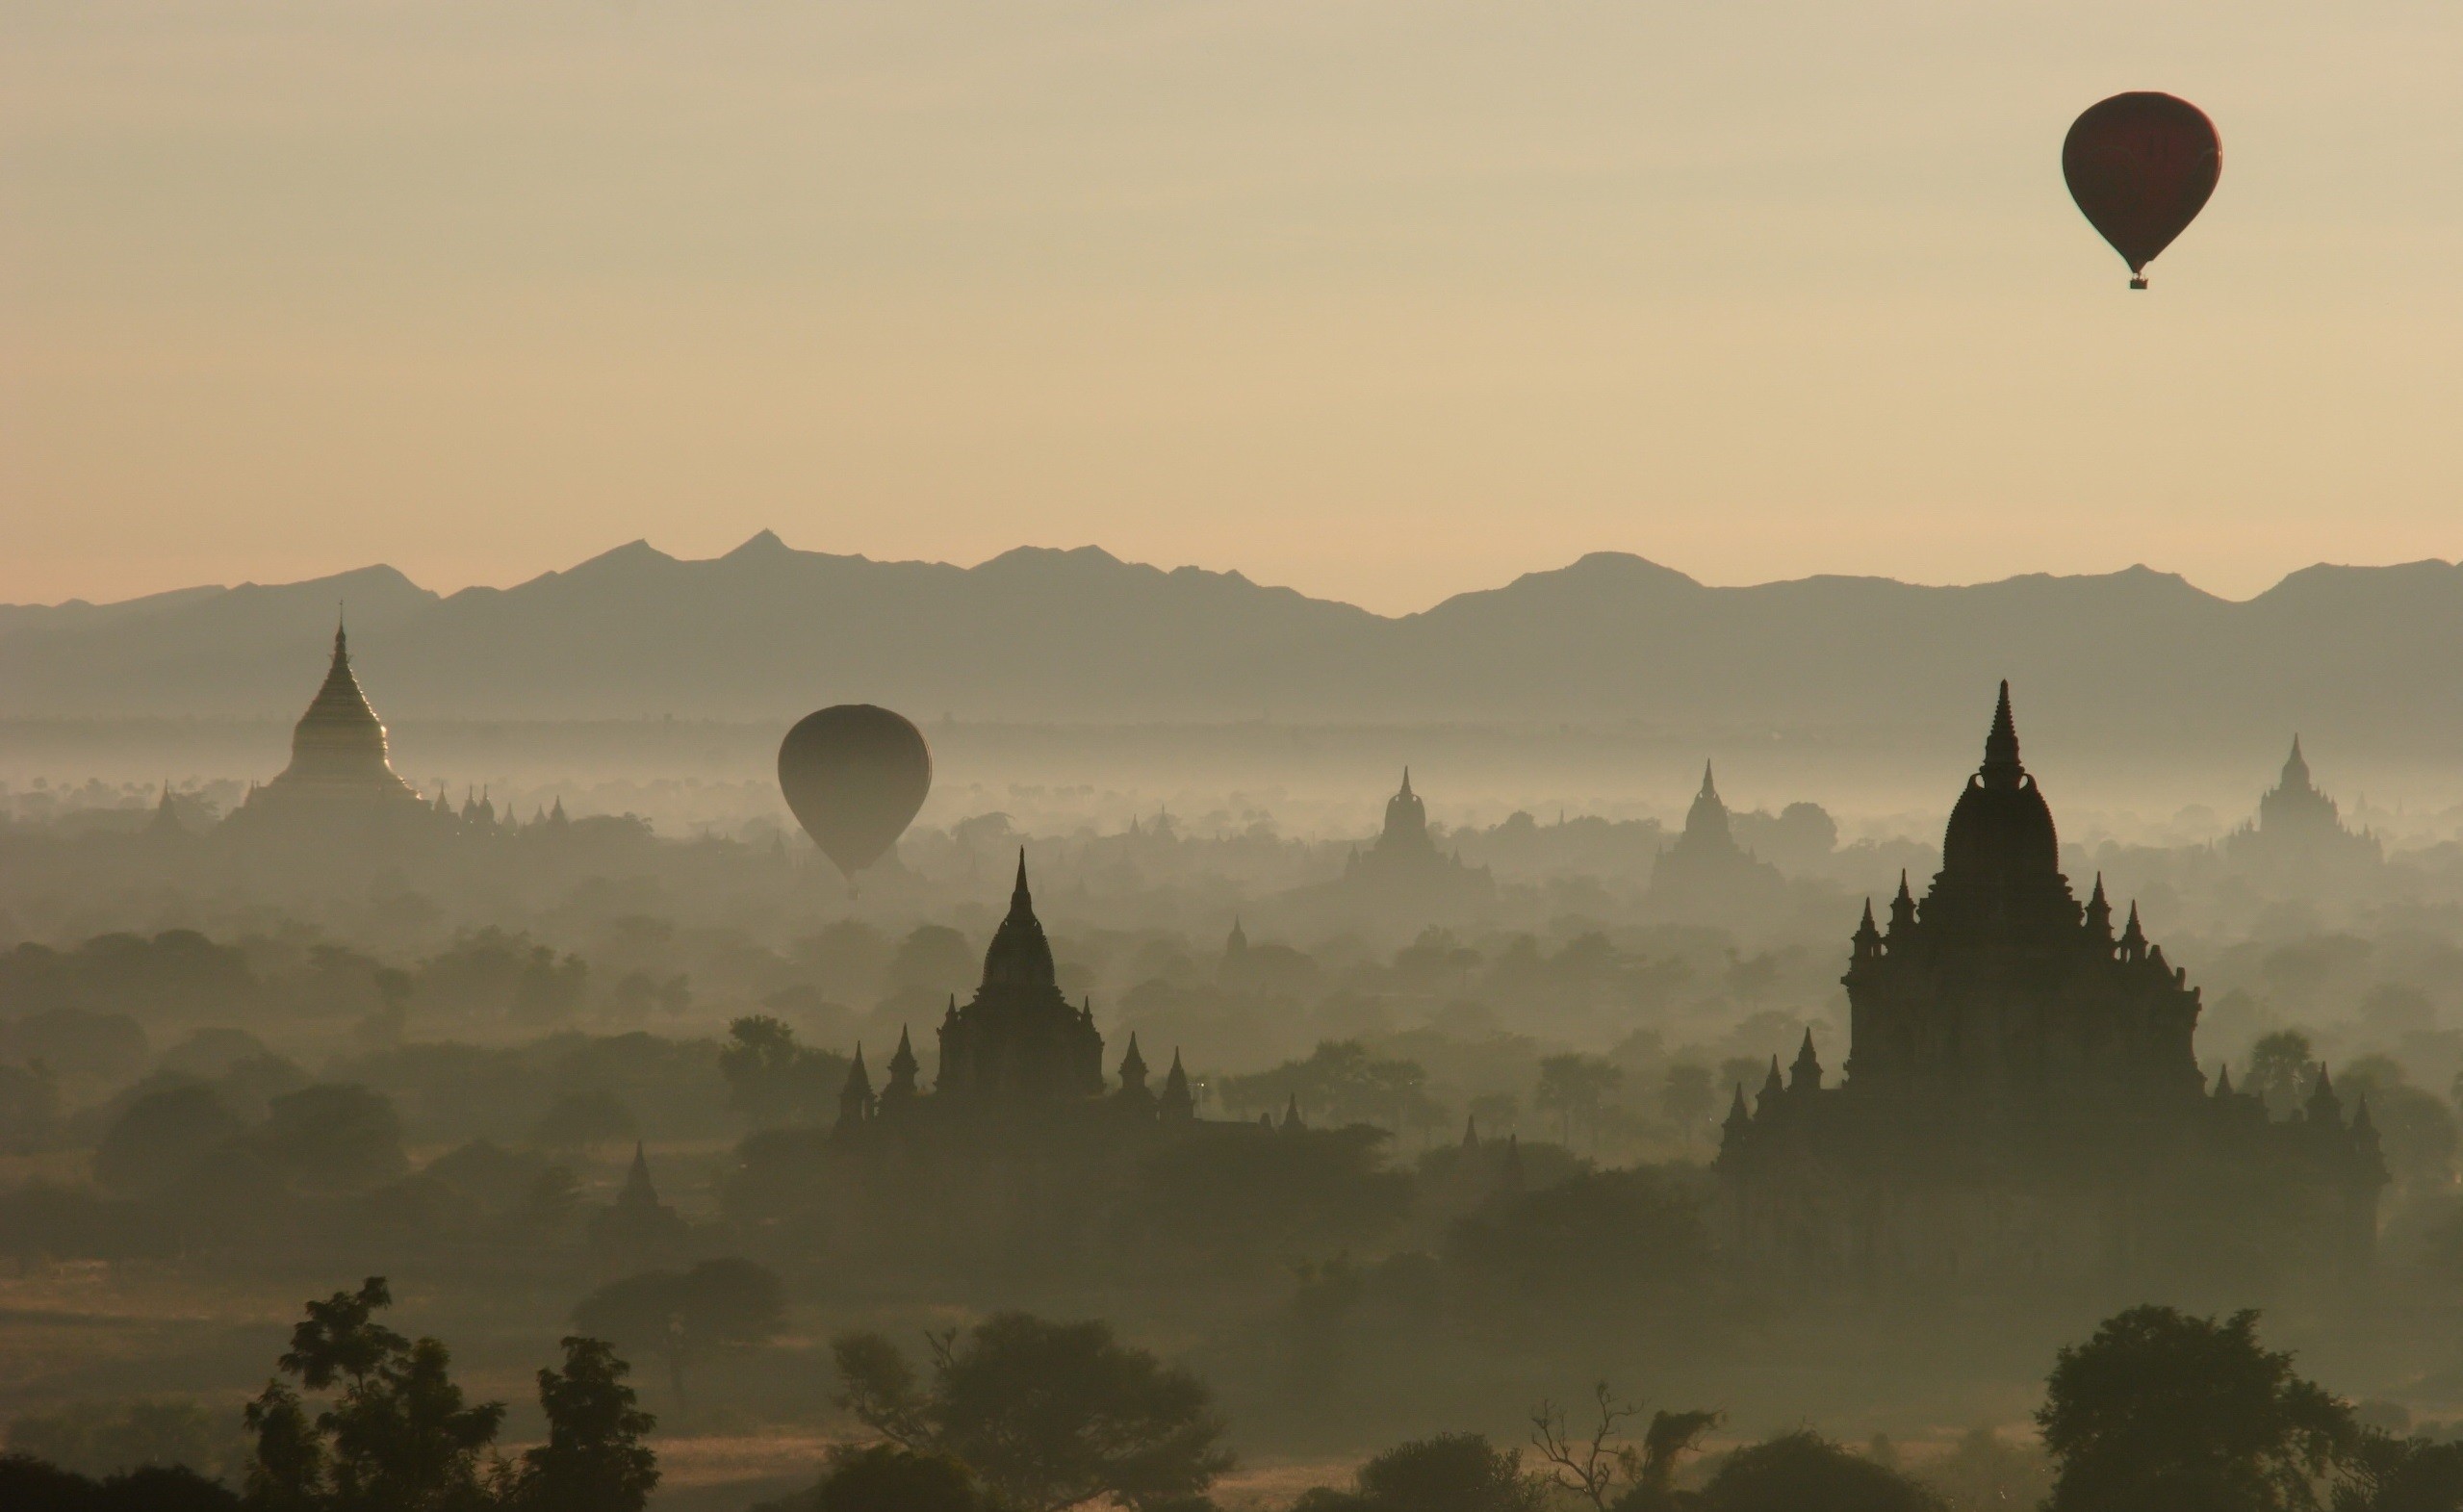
(6, 0, 2461, 612)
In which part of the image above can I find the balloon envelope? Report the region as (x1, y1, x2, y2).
(2063, 92, 2220, 286)
(778, 705, 932, 880)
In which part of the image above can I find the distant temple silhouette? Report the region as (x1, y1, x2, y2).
(1649, 761, 1784, 913)
(230, 619, 425, 823)
(222, 623, 581, 844)
(1309, 770, 1494, 919)
(2225, 735, 2381, 875)
(1719, 684, 2384, 1289)
(834, 854, 1198, 1135)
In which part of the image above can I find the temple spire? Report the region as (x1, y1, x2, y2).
(836, 1043, 875, 1134)
(1982, 680, 2021, 786)
(1700, 760, 1717, 799)
(884, 1027, 919, 1104)
(617, 1142, 657, 1208)
(2307, 1064, 2342, 1123)
(1399, 766, 1413, 800)
(1010, 850, 1033, 915)
(1887, 869, 1917, 934)
(1160, 1049, 1194, 1121)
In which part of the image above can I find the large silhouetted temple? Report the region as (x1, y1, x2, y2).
(1718, 684, 2384, 1288)
(936, 855, 1109, 1106)
(226, 621, 429, 831)
(833, 855, 1197, 1136)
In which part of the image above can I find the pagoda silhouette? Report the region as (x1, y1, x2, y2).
(1718, 684, 2384, 1291)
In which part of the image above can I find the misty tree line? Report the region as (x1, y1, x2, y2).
(12, 1290, 2461, 1512)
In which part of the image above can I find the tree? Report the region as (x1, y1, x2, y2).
(1914, 1426, 2051, 1511)
(1659, 1064, 1716, 1153)
(809, 1444, 987, 1512)
(527, 1090, 638, 1155)
(92, 1085, 242, 1195)
(243, 1276, 506, 1512)
(511, 947, 587, 1027)
(1125, 1122, 1413, 1269)
(1449, 1168, 1709, 1300)
(572, 1258, 785, 1413)
(511, 1337, 658, 1512)
(1351, 1434, 1541, 1512)
(252, 1085, 409, 1195)
(2247, 1032, 2319, 1117)
(320, 1336, 503, 1509)
(1697, 1431, 1943, 1512)
(1535, 1056, 1622, 1149)
(2039, 1306, 2351, 1512)
(9, 1397, 249, 1483)
(833, 1312, 1233, 1511)
(2339, 1058, 2456, 1192)
(0, 1453, 239, 1511)
(1527, 1383, 1718, 1512)
(2332, 1431, 2463, 1512)
(718, 1017, 840, 1128)
(0, 1060, 60, 1151)
(1214, 1041, 1439, 1131)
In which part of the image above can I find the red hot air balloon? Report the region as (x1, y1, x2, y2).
(778, 705, 932, 889)
(2063, 92, 2221, 289)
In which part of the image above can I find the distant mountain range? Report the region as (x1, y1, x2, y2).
(8, 535, 2463, 760)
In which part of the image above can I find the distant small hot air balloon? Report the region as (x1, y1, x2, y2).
(778, 705, 932, 890)
(2063, 91, 2221, 289)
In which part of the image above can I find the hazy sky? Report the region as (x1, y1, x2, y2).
(6, 2, 2459, 615)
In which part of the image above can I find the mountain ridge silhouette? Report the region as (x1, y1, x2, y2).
(6, 537, 2460, 757)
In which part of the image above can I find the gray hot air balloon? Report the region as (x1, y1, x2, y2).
(778, 705, 932, 887)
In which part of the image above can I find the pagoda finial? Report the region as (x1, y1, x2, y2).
(1886, 869, 1917, 934)
(1700, 759, 1717, 799)
(1398, 766, 1413, 800)
(1011, 849, 1032, 913)
(1982, 680, 2021, 785)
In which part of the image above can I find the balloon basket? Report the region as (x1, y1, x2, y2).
(2129, 277, 2148, 290)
